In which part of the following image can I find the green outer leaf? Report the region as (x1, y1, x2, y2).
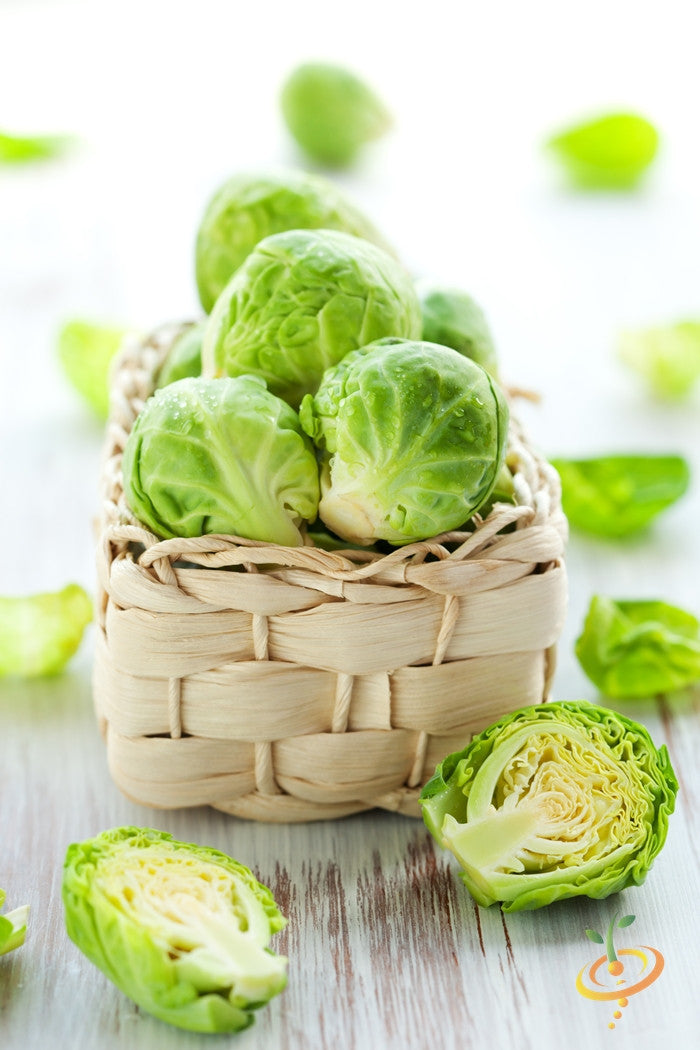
(551, 454, 690, 538)
(618, 320, 700, 400)
(122, 376, 319, 544)
(201, 228, 421, 409)
(420, 700, 678, 912)
(62, 827, 287, 1034)
(195, 169, 392, 313)
(546, 112, 659, 189)
(0, 584, 92, 678)
(299, 338, 509, 546)
(57, 320, 130, 419)
(0, 129, 74, 164)
(280, 62, 391, 167)
(575, 595, 700, 698)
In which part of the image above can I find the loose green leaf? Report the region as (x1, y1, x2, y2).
(551, 454, 690, 538)
(62, 827, 287, 1033)
(0, 584, 92, 678)
(585, 929, 605, 944)
(618, 914, 636, 928)
(546, 112, 659, 190)
(576, 595, 700, 698)
(0, 890, 28, 956)
(57, 320, 130, 419)
(0, 129, 74, 164)
(618, 320, 700, 400)
(420, 700, 677, 912)
(280, 62, 391, 167)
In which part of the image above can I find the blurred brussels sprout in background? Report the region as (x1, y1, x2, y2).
(552, 453, 690, 538)
(546, 111, 659, 190)
(195, 169, 390, 312)
(0, 889, 28, 956)
(0, 584, 92, 678)
(155, 321, 205, 388)
(58, 319, 130, 419)
(0, 128, 74, 164)
(202, 228, 421, 408)
(299, 338, 509, 546)
(421, 700, 677, 911)
(122, 375, 319, 544)
(417, 282, 499, 377)
(618, 319, 700, 400)
(280, 61, 391, 167)
(62, 827, 287, 1034)
(576, 595, 700, 698)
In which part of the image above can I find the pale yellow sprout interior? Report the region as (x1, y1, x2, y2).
(95, 845, 284, 1002)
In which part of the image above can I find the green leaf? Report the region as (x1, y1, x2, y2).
(0, 584, 92, 678)
(0, 897, 29, 956)
(551, 454, 690, 538)
(618, 914, 636, 928)
(618, 320, 700, 400)
(546, 111, 659, 190)
(0, 129, 74, 164)
(575, 595, 700, 699)
(57, 320, 130, 419)
(585, 929, 605, 944)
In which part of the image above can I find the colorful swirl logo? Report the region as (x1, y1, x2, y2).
(575, 914, 664, 1030)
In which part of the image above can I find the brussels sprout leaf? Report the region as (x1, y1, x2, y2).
(0, 584, 92, 678)
(551, 454, 690, 538)
(618, 320, 700, 400)
(0, 129, 74, 164)
(57, 320, 130, 419)
(576, 595, 700, 698)
(546, 112, 659, 189)
(0, 891, 28, 956)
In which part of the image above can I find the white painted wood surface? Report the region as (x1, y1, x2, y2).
(1, 3, 699, 1048)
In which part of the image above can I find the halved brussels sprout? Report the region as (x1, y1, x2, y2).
(62, 827, 287, 1034)
(421, 700, 677, 912)
(202, 228, 421, 408)
(122, 375, 320, 544)
(195, 169, 390, 312)
(0, 889, 28, 956)
(299, 338, 508, 546)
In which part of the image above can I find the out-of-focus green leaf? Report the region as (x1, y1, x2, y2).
(0, 584, 92, 678)
(546, 112, 659, 189)
(551, 454, 690, 538)
(0, 129, 74, 164)
(0, 890, 28, 955)
(420, 700, 677, 912)
(576, 595, 700, 698)
(618, 320, 700, 400)
(57, 320, 130, 419)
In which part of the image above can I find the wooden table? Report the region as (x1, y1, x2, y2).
(1, 3, 699, 1047)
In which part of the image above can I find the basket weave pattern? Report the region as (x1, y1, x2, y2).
(94, 325, 568, 822)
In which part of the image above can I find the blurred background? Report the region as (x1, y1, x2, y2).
(1, 0, 699, 696)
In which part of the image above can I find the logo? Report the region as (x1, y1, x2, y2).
(575, 914, 665, 1030)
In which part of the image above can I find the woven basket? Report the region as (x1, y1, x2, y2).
(94, 323, 568, 822)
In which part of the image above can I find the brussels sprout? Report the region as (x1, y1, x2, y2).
(280, 62, 391, 167)
(618, 320, 700, 400)
(417, 282, 499, 377)
(122, 376, 319, 544)
(0, 890, 28, 956)
(202, 229, 421, 409)
(195, 169, 390, 312)
(155, 322, 205, 388)
(546, 111, 659, 189)
(576, 595, 700, 698)
(552, 453, 690, 538)
(58, 319, 130, 419)
(62, 827, 287, 1033)
(421, 700, 677, 912)
(299, 338, 509, 546)
(0, 584, 92, 678)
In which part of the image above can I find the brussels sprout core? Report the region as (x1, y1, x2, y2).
(421, 701, 677, 911)
(62, 827, 287, 1033)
